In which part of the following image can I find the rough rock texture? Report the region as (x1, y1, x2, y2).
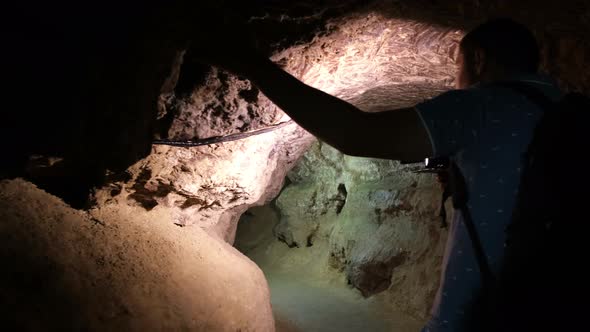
(242, 0, 590, 95)
(242, 142, 448, 319)
(123, 0, 590, 240)
(0, 179, 274, 331)
(367, 0, 590, 93)
(102, 122, 313, 242)
(269, 14, 460, 108)
(164, 68, 285, 140)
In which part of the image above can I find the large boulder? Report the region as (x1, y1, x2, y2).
(0, 179, 275, 331)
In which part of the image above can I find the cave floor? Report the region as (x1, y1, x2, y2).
(269, 272, 423, 332)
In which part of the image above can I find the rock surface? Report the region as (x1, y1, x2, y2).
(238, 142, 449, 319)
(103, 122, 313, 242)
(0, 179, 275, 331)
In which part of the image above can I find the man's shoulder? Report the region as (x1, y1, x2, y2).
(417, 75, 561, 114)
(415, 87, 483, 114)
(479, 74, 562, 101)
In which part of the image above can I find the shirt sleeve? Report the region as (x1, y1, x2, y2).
(415, 89, 484, 157)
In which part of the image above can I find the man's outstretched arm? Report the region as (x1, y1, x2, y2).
(229, 56, 433, 162)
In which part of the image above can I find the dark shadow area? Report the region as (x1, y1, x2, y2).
(0, 225, 82, 330)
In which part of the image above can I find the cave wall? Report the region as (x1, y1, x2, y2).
(238, 142, 449, 319)
(230, 0, 590, 321)
(367, 0, 590, 93)
(290, 143, 448, 317)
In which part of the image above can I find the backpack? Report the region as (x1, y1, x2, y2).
(493, 84, 590, 331)
(433, 82, 590, 331)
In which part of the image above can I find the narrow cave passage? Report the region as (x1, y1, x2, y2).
(234, 142, 445, 331)
(266, 272, 421, 332)
(235, 204, 427, 332)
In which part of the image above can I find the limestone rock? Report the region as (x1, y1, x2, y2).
(165, 68, 284, 140)
(96, 122, 314, 243)
(0, 179, 275, 331)
(274, 182, 347, 248)
(259, 142, 448, 318)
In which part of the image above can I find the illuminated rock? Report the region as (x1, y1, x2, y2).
(262, 142, 448, 318)
(96, 120, 313, 243)
(0, 179, 274, 331)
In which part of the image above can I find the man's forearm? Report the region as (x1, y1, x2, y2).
(232, 56, 432, 161)
(243, 57, 364, 148)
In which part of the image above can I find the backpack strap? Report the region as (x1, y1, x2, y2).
(448, 161, 497, 288)
(494, 81, 557, 112)
(439, 82, 559, 308)
(494, 81, 560, 228)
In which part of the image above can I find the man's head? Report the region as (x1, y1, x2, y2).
(456, 18, 540, 89)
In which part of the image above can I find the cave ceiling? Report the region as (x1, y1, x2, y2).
(165, 0, 590, 138)
(4, 0, 590, 193)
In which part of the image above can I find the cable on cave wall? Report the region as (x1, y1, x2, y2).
(153, 120, 295, 147)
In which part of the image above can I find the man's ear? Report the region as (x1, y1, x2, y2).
(474, 48, 486, 76)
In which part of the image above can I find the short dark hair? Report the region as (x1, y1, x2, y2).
(460, 18, 540, 74)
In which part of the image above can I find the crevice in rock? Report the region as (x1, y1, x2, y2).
(235, 141, 447, 321)
(335, 183, 348, 214)
(347, 251, 409, 298)
(127, 168, 174, 211)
